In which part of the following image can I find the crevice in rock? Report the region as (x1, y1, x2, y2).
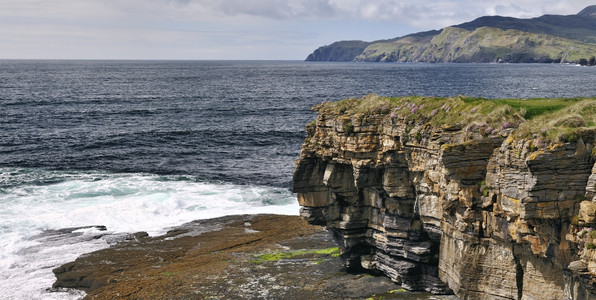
(514, 250, 524, 300)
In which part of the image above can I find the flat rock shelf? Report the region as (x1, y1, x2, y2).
(52, 214, 457, 299)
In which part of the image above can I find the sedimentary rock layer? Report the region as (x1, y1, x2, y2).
(293, 95, 596, 299)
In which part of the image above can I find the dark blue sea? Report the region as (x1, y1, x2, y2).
(0, 60, 595, 299)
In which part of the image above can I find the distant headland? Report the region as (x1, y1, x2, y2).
(306, 5, 596, 63)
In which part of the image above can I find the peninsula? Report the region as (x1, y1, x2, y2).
(306, 5, 596, 63)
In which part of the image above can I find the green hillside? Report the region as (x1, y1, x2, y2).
(306, 40, 372, 62)
(356, 26, 596, 63)
(306, 5, 596, 63)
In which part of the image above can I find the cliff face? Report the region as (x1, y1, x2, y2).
(292, 95, 596, 299)
(306, 40, 372, 62)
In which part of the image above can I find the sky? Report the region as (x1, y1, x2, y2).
(0, 0, 593, 60)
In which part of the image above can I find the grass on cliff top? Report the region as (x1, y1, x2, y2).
(313, 94, 596, 141)
(516, 99, 596, 141)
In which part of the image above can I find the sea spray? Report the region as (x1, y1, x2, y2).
(0, 168, 299, 300)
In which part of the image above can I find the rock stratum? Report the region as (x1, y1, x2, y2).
(293, 95, 596, 299)
(306, 5, 596, 63)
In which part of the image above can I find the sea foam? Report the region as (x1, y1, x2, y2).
(0, 168, 299, 300)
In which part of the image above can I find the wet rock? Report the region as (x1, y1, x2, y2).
(52, 215, 455, 299)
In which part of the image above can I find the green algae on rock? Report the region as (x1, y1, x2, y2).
(250, 246, 340, 263)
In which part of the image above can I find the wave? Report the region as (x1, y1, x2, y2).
(0, 168, 299, 300)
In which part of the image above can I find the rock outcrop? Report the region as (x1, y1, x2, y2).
(54, 215, 440, 300)
(293, 95, 596, 299)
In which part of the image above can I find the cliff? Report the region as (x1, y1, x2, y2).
(306, 40, 372, 62)
(306, 6, 596, 63)
(293, 95, 596, 299)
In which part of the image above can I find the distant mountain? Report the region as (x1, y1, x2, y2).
(306, 5, 596, 63)
(578, 5, 596, 18)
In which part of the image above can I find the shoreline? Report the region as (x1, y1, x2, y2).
(51, 214, 458, 299)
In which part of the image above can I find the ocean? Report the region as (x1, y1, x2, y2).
(1, 60, 595, 299)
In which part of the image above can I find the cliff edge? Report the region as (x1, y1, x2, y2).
(293, 95, 596, 299)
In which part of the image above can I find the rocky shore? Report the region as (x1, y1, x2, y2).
(293, 95, 596, 299)
(52, 214, 456, 299)
(52, 94, 596, 299)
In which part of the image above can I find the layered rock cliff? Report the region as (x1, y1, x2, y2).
(293, 95, 596, 299)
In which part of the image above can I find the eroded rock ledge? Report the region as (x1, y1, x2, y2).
(54, 215, 446, 299)
(293, 95, 596, 299)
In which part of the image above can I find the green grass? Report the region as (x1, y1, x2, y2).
(316, 94, 570, 124)
(515, 99, 596, 141)
(489, 98, 574, 119)
(313, 95, 596, 143)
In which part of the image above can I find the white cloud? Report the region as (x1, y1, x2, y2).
(0, 0, 588, 30)
(0, 0, 592, 59)
(153, 0, 591, 28)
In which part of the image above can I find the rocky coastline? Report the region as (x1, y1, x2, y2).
(292, 95, 596, 299)
(52, 94, 596, 299)
(52, 214, 457, 299)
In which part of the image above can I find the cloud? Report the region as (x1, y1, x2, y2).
(0, 0, 591, 59)
(148, 0, 588, 31)
(1, 0, 588, 30)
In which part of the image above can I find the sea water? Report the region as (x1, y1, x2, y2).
(1, 60, 595, 299)
(0, 169, 298, 299)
